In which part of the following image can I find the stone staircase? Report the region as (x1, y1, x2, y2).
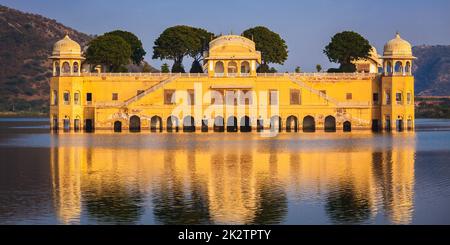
(122, 74, 180, 107)
(288, 75, 339, 105)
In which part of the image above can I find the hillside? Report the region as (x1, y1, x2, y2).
(413, 45, 450, 96)
(0, 5, 91, 113)
(0, 5, 157, 114)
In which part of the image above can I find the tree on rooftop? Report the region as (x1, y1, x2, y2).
(323, 31, 371, 72)
(242, 26, 288, 71)
(161, 63, 170, 73)
(152, 25, 214, 73)
(85, 35, 131, 72)
(316, 64, 322, 72)
(105, 30, 146, 65)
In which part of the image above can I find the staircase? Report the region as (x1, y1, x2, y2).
(288, 75, 370, 125)
(122, 74, 180, 107)
(288, 75, 339, 105)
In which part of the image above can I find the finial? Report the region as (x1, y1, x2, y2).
(395, 31, 400, 38)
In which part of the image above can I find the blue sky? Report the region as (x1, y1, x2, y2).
(1, 0, 449, 71)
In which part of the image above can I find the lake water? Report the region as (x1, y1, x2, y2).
(0, 118, 450, 225)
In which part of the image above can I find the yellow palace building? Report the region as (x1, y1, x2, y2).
(49, 33, 415, 133)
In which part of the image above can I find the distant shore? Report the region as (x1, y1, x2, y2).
(0, 111, 48, 118)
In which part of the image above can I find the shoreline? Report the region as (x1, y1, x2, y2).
(0, 112, 48, 118)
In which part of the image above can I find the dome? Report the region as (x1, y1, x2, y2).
(383, 33, 413, 58)
(206, 35, 261, 63)
(51, 34, 83, 59)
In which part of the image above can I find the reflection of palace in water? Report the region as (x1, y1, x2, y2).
(50, 134, 416, 224)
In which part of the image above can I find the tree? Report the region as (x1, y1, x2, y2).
(85, 35, 131, 72)
(105, 30, 146, 65)
(153, 25, 213, 73)
(316, 64, 322, 72)
(161, 63, 170, 73)
(190, 60, 203, 73)
(242, 26, 288, 69)
(323, 31, 371, 72)
(171, 62, 185, 73)
(295, 66, 301, 73)
(189, 27, 215, 64)
(269, 67, 278, 73)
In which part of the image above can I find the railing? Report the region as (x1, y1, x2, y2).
(78, 71, 378, 78)
(82, 72, 208, 77)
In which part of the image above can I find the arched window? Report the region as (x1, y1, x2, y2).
(74, 91, 80, 105)
(54, 62, 60, 76)
(52, 90, 58, 105)
(63, 91, 70, 105)
(241, 61, 250, 75)
(405, 61, 411, 75)
(228, 61, 237, 75)
(240, 116, 251, 132)
(394, 61, 403, 74)
(62, 62, 71, 74)
(73, 62, 79, 73)
(215, 61, 224, 76)
(386, 61, 392, 75)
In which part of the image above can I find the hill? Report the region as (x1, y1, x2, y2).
(0, 5, 91, 113)
(413, 45, 450, 96)
(0, 5, 157, 114)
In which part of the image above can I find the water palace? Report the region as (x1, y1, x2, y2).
(49, 33, 415, 133)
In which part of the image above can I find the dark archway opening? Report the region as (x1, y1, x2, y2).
(343, 121, 351, 132)
(167, 116, 179, 132)
(286, 116, 298, 132)
(227, 116, 238, 132)
(129, 115, 141, 132)
(114, 121, 122, 132)
(214, 116, 224, 132)
(151, 116, 162, 132)
(202, 119, 208, 132)
(302, 116, 315, 132)
(183, 116, 195, 132)
(240, 116, 252, 132)
(396, 119, 403, 132)
(270, 116, 282, 132)
(85, 119, 94, 132)
(324, 116, 336, 132)
(257, 119, 264, 132)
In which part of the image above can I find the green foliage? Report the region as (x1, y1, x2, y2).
(242, 26, 288, 65)
(316, 64, 322, 72)
(416, 98, 450, 118)
(190, 60, 203, 73)
(257, 63, 270, 73)
(295, 66, 301, 73)
(323, 31, 371, 72)
(269, 67, 278, 73)
(171, 62, 185, 73)
(161, 63, 170, 73)
(105, 30, 146, 65)
(153, 25, 214, 72)
(85, 35, 132, 72)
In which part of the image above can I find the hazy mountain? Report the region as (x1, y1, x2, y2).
(0, 5, 157, 113)
(413, 45, 450, 96)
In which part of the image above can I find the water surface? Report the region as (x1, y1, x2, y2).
(1, 118, 450, 224)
